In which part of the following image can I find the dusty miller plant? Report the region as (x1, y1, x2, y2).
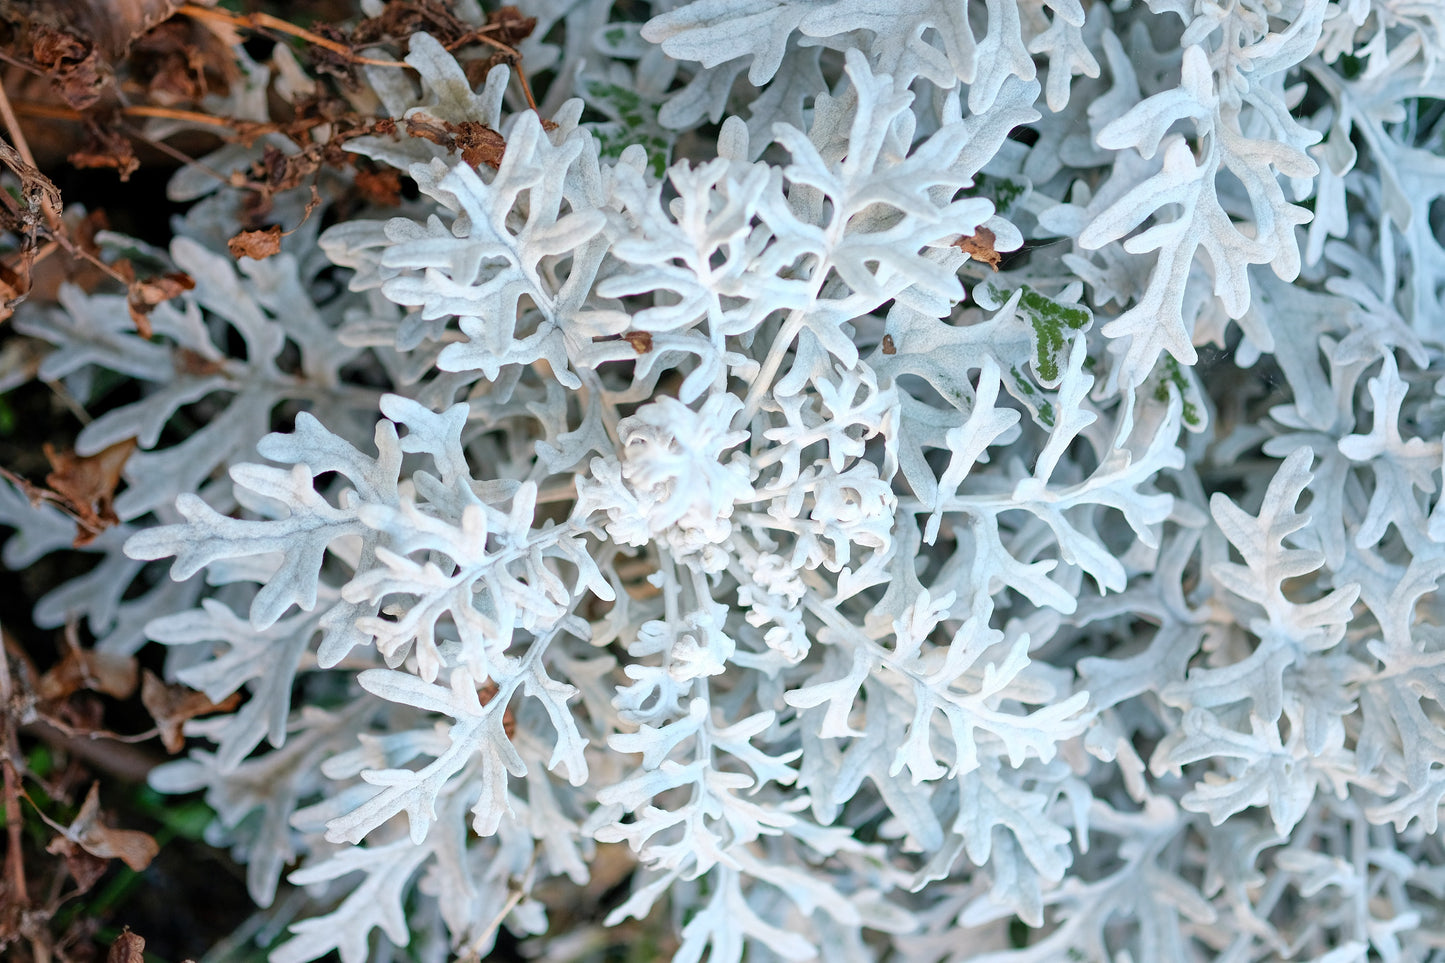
(4, 0, 1445, 959)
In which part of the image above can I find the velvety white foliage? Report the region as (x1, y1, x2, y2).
(3, 1, 1445, 961)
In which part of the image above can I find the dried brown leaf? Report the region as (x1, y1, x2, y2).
(42, 438, 137, 546)
(67, 122, 140, 181)
(486, 6, 538, 48)
(451, 121, 505, 169)
(123, 269, 194, 339)
(0, 261, 23, 322)
(405, 112, 454, 149)
(954, 226, 1002, 271)
(353, 167, 401, 206)
(129, 18, 225, 105)
(622, 331, 653, 354)
(37, 646, 139, 701)
(107, 927, 146, 963)
(227, 224, 282, 260)
(36, 0, 185, 59)
(141, 670, 241, 753)
(132, 271, 194, 307)
(59, 841, 111, 894)
(46, 784, 159, 872)
(354, 0, 474, 47)
(31, 24, 109, 110)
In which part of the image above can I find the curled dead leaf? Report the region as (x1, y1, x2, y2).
(41, 438, 137, 546)
(486, 6, 538, 48)
(0, 261, 24, 322)
(129, 271, 194, 338)
(622, 331, 653, 354)
(227, 224, 282, 260)
(30, 24, 109, 110)
(451, 121, 505, 169)
(37, 645, 139, 701)
(115, 259, 194, 337)
(405, 112, 453, 149)
(405, 114, 505, 168)
(60, 843, 111, 894)
(354, 167, 402, 207)
(954, 226, 1002, 271)
(107, 926, 146, 963)
(141, 669, 242, 753)
(43, 783, 159, 872)
(67, 120, 140, 181)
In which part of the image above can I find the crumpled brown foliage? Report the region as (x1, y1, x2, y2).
(106, 929, 146, 963)
(36, 645, 138, 702)
(43, 783, 159, 873)
(954, 225, 1002, 271)
(227, 224, 283, 260)
(141, 670, 241, 753)
(34, 439, 137, 547)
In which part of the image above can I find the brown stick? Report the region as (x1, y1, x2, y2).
(0, 79, 61, 242)
(0, 631, 30, 906)
(178, 4, 407, 67)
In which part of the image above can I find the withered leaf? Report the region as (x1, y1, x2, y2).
(227, 225, 283, 260)
(67, 121, 140, 182)
(405, 113, 454, 149)
(117, 261, 194, 338)
(42, 438, 137, 546)
(31, 25, 109, 110)
(130, 18, 220, 105)
(37, 645, 139, 701)
(39, 0, 184, 60)
(354, 0, 475, 47)
(404, 115, 506, 168)
(141, 669, 242, 753)
(61, 844, 110, 894)
(622, 331, 653, 354)
(132, 270, 195, 308)
(486, 6, 538, 48)
(36, 689, 107, 737)
(354, 167, 402, 206)
(451, 121, 505, 169)
(0, 261, 23, 322)
(954, 226, 1002, 271)
(45, 783, 159, 872)
(131, 272, 195, 337)
(107, 927, 146, 963)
